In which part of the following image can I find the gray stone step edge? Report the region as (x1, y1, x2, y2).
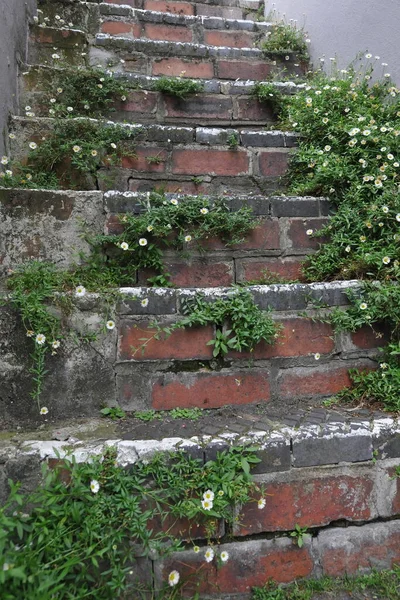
(11, 116, 299, 148)
(95, 33, 300, 61)
(100, 4, 272, 33)
(2, 416, 399, 471)
(22, 64, 306, 95)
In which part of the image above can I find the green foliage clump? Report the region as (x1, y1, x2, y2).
(43, 66, 130, 118)
(261, 20, 309, 61)
(152, 76, 204, 99)
(150, 288, 279, 358)
(99, 192, 258, 282)
(252, 82, 289, 115)
(0, 446, 263, 599)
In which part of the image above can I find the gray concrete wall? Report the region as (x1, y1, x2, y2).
(266, 0, 400, 84)
(0, 0, 37, 157)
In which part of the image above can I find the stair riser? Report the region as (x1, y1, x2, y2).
(100, 19, 264, 48)
(0, 281, 384, 423)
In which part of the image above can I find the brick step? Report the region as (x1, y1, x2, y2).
(21, 66, 304, 127)
(28, 24, 305, 79)
(92, 34, 305, 80)
(99, 7, 272, 48)
(9, 117, 297, 194)
(0, 188, 329, 285)
(40, 0, 263, 22)
(1, 278, 387, 420)
(1, 417, 399, 590)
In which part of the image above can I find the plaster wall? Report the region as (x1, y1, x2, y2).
(0, 0, 37, 157)
(266, 0, 400, 84)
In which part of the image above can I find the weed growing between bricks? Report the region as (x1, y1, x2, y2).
(0, 445, 265, 599)
(252, 567, 400, 600)
(255, 55, 400, 412)
(152, 76, 204, 99)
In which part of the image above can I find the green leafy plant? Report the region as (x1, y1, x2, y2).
(0, 446, 264, 598)
(252, 82, 288, 115)
(134, 409, 162, 421)
(100, 406, 126, 419)
(153, 76, 204, 99)
(289, 524, 309, 548)
(136, 288, 280, 358)
(227, 132, 239, 149)
(42, 66, 130, 118)
(260, 19, 309, 62)
(170, 407, 203, 420)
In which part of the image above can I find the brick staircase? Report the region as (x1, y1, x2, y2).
(0, 0, 399, 595)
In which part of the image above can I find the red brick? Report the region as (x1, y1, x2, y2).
(144, 0, 195, 15)
(217, 60, 272, 80)
(121, 147, 168, 172)
(229, 318, 334, 360)
(259, 150, 290, 177)
(200, 220, 279, 251)
(119, 90, 158, 116)
(237, 97, 275, 122)
(172, 148, 249, 176)
(146, 502, 224, 541)
(235, 473, 374, 536)
(105, 214, 124, 235)
(163, 94, 233, 120)
(105, 0, 136, 5)
(152, 58, 214, 78)
(118, 321, 214, 360)
(139, 260, 234, 287)
(320, 524, 400, 577)
(157, 539, 313, 596)
(101, 21, 141, 37)
(351, 325, 389, 349)
(287, 218, 329, 249)
(152, 370, 271, 409)
(144, 23, 193, 43)
(204, 30, 254, 49)
(279, 364, 354, 399)
(239, 258, 305, 282)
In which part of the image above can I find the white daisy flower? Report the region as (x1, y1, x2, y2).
(170, 198, 178, 205)
(184, 235, 192, 242)
(35, 333, 46, 345)
(204, 548, 214, 563)
(26, 330, 34, 337)
(139, 238, 148, 246)
(106, 320, 116, 330)
(40, 406, 49, 415)
(75, 285, 86, 297)
(90, 480, 100, 494)
(200, 208, 209, 215)
(52, 340, 60, 349)
(29, 142, 37, 150)
(168, 570, 180, 587)
(360, 302, 368, 310)
(91, 150, 98, 157)
(203, 490, 215, 502)
(220, 551, 229, 562)
(1, 156, 9, 165)
(147, 225, 154, 232)
(73, 145, 81, 153)
(258, 498, 266, 509)
(120, 242, 129, 251)
(66, 106, 73, 112)
(141, 298, 149, 308)
(193, 545, 200, 553)
(201, 499, 213, 510)
(314, 353, 321, 360)
(382, 256, 391, 264)
(306, 229, 313, 236)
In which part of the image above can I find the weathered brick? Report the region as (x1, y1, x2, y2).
(101, 21, 141, 37)
(351, 325, 389, 349)
(119, 90, 158, 116)
(118, 321, 214, 360)
(279, 364, 354, 400)
(139, 259, 234, 286)
(204, 30, 254, 48)
(144, 23, 193, 43)
(234, 470, 375, 536)
(172, 148, 249, 175)
(121, 147, 168, 172)
(237, 258, 305, 282)
(318, 522, 400, 576)
(200, 220, 279, 251)
(152, 57, 214, 78)
(152, 370, 271, 409)
(237, 97, 275, 122)
(217, 60, 272, 80)
(287, 218, 329, 249)
(292, 427, 373, 467)
(144, 0, 195, 15)
(164, 94, 233, 120)
(105, 0, 137, 5)
(155, 537, 314, 596)
(258, 150, 290, 177)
